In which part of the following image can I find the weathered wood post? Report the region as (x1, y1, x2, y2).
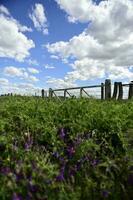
(105, 79, 111, 100)
(112, 82, 118, 99)
(49, 88, 53, 98)
(41, 89, 45, 98)
(80, 88, 83, 98)
(118, 82, 123, 100)
(128, 81, 133, 99)
(112, 82, 118, 100)
(101, 83, 104, 100)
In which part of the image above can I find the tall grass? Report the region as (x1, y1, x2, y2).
(0, 96, 133, 199)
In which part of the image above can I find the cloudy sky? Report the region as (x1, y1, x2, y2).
(0, 0, 133, 95)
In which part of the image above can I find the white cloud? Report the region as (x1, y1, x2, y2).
(44, 64, 55, 69)
(46, 77, 77, 89)
(108, 66, 133, 80)
(46, 0, 133, 86)
(0, 5, 10, 15)
(50, 55, 59, 60)
(0, 78, 9, 85)
(4, 66, 24, 77)
(18, 24, 32, 32)
(55, 0, 94, 23)
(46, 32, 102, 60)
(4, 66, 39, 82)
(0, 81, 42, 96)
(27, 67, 39, 74)
(26, 58, 39, 66)
(0, 5, 34, 62)
(66, 58, 105, 81)
(28, 75, 39, 82)
(18, 83, 34, 89)
(29, 3, 48, 35)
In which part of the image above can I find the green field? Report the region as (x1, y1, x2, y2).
(0, 96, 133, 200)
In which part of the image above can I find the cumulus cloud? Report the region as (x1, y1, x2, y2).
(4, 66, 39, 82)
(26, 58, 39, 66)
(4, 66, 24, 77)
(46, 32, 102, 60)
(29, 3, 48, 35)
(46, 77, 77, 89)
(45, 0, 133, 87)
(27, 67, 39, 74)
(0, 78, 9, 85)
(55, 0, 95, 23)
(28, 75, 39, 82)
(108, 66, 133, 80)
(0, 5, 35, 61)
(0, 5, 10, 15)
(66, 58, 105, 81)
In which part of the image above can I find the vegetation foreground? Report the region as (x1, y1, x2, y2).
(0, 96, 133, 200)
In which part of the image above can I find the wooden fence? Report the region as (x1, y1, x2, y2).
(1, 79, 133, 100)
(45, 79, 133, 100)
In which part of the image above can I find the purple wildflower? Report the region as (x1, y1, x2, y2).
(69, 171, 75, 176)
(101, 190, 109, 198)
(12, 193, 22, 200)
(24, 137, 33, 150)
(128, 173, 133, 185)
(59, 156, 66, 165)
(66, 146, 75, 158)
(91, 159, 99, 167)
(59, 128, 66, 140)
(76, 160, 82, 170)
(52, 152, 59, 158)
(25, 194, 32, 200)
(1, 167, 11, 175)
(56, 165, 65, 182)
(74, 137, 82, 146)
(56, 174, 64, 182)
(15, 172, 24, 182)
(28, 183, 38, 193)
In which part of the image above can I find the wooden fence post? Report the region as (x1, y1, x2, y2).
(101, 83, 104, 100)
(49, 88, 53, 98)
(112, 82, 118, 99)
(118, 82, 123, 100)
(80, 88, 83, 98)
(105, 79, 111, 100)
(41, 89, 44, 98)
(128, 82, 133, 99)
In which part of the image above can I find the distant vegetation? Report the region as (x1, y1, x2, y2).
(0, 96, 133, 199)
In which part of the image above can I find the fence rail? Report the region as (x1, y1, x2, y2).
(47, 79, 133, 100)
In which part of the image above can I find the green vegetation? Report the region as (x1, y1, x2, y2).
(0, 96, 133, 200)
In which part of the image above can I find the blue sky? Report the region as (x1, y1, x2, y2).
(0, 0, 133, 95)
